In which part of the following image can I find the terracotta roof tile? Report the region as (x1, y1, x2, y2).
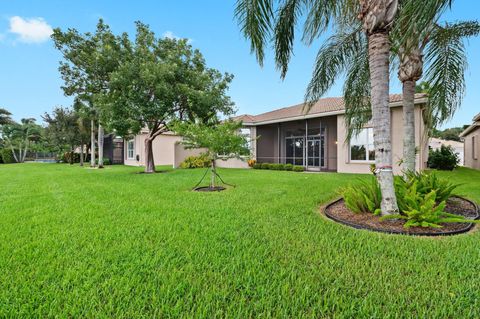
(241, 93, 427, 124)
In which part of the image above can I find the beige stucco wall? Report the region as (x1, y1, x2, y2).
(463, 126, 480, 170)
(124, 133, 183, 167)
(337, 105, 427, 174)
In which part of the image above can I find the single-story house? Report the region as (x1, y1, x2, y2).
(429, 137, 464, 166)
(124, 93, 429, 174)
(460, 113, 480, 170)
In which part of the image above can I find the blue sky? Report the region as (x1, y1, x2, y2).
(1, 0, 479, 129)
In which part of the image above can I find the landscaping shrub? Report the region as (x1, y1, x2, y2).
(269, 163, 284, 170)
(247, 159, 256, 167)
(0, 149, 16, 164)
(428, 145, 459, 170)
(284, 163, 293, 171)
(252, 163, 262, 169)
(397, 171, 458, 205)
(261, 163, 271, 170)
(293, 165, 304, 172)
(343, 171, 468, 228)
(180, 153, 210, 169)
(380, 188, 477, 228)
(342, 178, 382, 215)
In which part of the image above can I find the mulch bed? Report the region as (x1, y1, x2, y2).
(193, 186, 226, 192)
(323, 196, 479, 236)
(135, 171, 169, 174)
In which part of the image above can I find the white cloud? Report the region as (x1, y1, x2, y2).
(162, 30, 193, 44)
(9, 16, 53, 43)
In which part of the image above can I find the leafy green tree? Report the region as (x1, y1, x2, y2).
(175, 121, 250, 190)
(1, 118, 42, 163)
(52, 19, 123, 168)
(102, 22, 234, 173)
(43, 107, 81, 164)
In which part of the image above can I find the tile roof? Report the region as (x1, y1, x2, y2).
(236, 93, 428, 125)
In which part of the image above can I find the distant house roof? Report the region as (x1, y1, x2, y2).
(234, 93, 428, 125)
(459, 113, 480, 137)
(429, 137, 463, 150)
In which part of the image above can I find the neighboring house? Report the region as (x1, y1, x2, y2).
(124, 93, 429, 174)
(460, 113, 480, 170)
(429, 137, 464, 166)
(237, 93, 429, 174)
(124, 130, 206, 168)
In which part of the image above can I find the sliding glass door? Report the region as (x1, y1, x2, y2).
(285, 137, 304, 165)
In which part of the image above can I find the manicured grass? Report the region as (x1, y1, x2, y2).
(0, 164, 479, 317)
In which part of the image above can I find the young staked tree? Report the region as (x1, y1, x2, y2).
(52, 19, 122, 169)
(1, 118, 42, 163)
(102, 22, 234, 173)
(175, 121, 250, 190)
(43, 107, 81, 164)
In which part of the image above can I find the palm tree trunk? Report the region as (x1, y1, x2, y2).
(368, 31, 398, 215)
(98, 124, 104, 168)
(80, 142, 84, 166)
(144, 137, 155, 173)
(90, 119, 96, 168)
(402, 80, 416, 172)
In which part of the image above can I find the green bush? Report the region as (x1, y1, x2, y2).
(293, 165, 304, 172)
(396, 171, 458, 210)
(261, 163, 271, 170)
(380, 188, 478, 229)
(428, 145, 459, 170)
(342, 178, 382, 215)
(343, 171, 467, 228)
(180, 153, 211, 169)
(0, 149, 16, 164)
(269, 163, 285, 170)
(252, 163, 262, 169)
(284, 163, 293, 171)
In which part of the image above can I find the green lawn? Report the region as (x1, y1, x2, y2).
(0, 164, 479, 318)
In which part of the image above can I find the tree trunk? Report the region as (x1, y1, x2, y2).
(80, 142, 84, 166)
(210, 159, 216, 189)
(98, 124, 104, 169)
(70, 149, 74, 165)
(402, 80, 416, 173)
(144, 138, 155, 173)
(90, 119, 96, 168)
(368, 31, 398, 215)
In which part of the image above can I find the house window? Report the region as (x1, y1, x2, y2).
(127, 140, 134, 159)
(240, 128, 252, 151)
(350, 128, 375, 162)
(473, 136, 478, 160)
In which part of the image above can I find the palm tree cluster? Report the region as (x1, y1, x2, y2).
(235, 0, 479, 214)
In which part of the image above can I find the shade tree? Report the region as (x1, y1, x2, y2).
(102, 22, 235, 173)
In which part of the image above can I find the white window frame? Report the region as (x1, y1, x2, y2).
(349, 127, 375, 163)
(127, 139, 135, 160)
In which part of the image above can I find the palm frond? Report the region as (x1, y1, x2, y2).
(235, 0, 275, 66)
(343, 45, 371, 142)
(274, 0, 304, 78)
(304, 26, 363, 112)
(423, 21, 480, 126)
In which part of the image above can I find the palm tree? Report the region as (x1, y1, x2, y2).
(236, 0, 451, 214)
(308, 19, 478, 174)
(396, 21, 479, 172)
(0, 108, 12, 126)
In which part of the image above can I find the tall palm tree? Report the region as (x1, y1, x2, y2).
(0, 108, 12, 126)
(236, 0, 451, 214)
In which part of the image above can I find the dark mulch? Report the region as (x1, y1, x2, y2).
(193, 186, 226, 192)
(323, 196, 479, 236)
(135, 171, 169, 174)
